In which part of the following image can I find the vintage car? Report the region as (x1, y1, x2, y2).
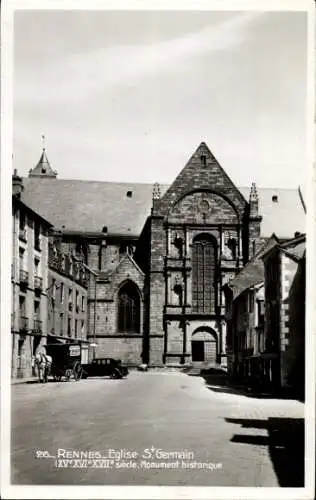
(81, 358, 129, 379)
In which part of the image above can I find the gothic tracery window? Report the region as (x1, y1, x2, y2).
(118, 281, 140, 333)
(192, 234, 217, 313)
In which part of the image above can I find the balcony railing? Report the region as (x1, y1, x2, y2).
(34, 276, 43, 290)
(19, 269, 29, 286)
(33, 319, 42, 334)
(19, 316, 29, 331)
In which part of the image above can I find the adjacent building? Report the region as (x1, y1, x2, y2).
(47, 237, 95, 364)
(224, 232, 306, 398)
(11, 164, 96, 378)
(224, 236, 277, 389)
(261, 233, 306, 398)
(11, 170, 53, 378)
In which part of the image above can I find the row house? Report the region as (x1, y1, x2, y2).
(225, 233, 305, 398)
(224, 238, 271, 389)
(47, 240, 95, 364)
(261, 233, 306, 398)
(11, 170, 97, 378)
(11, 171, 53, 378)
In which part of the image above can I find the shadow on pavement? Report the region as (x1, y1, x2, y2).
(226, 417, 305, 487)
(184, 367, 296, 399)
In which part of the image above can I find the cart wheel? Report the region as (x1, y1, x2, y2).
(73, 361, 83, 381)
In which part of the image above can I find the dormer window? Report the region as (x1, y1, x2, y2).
(126, 191, 132, 198)
(272, 195, 278, 203)
(41, 168, 46, 174)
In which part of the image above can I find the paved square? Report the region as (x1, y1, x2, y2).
(11, 371, 304, 486)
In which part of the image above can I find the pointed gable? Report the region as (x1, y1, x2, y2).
(99, 252, 145, 301)
(154, 142, 247, 218)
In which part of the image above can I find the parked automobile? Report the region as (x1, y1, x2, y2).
(81, 358, 128, 379)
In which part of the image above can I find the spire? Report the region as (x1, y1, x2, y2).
(249, 182, 259, 217)
(152, 182, 161, 200)
(28, 136, 58, 178)
(249, 182, 258, 202)
(151, 182, 161, 215)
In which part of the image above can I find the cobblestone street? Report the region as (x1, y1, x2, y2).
(11, 371, 304, 486)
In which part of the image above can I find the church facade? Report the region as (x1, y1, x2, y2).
(19, 142, 305, 367)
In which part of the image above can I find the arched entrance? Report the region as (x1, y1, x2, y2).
(191, 328, 218, 364)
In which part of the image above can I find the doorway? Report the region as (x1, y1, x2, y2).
(191, 340, 204, 362)
(191, 328, 218, 364)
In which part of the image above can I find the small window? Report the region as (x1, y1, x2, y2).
(102, 226, 108, 233)
(60, 283, 64, 303)
(19, 211, 26, 230)
(126, 191, 132, 198)
(34, 258, 40, 276)
(51, 279, 56, 299)
(200, 154, 207, 166)
(34, 222, 41, 250)
(67, 317, 71, 336)
(272, 195, 278, 203)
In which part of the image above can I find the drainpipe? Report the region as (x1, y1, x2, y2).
(83, 263, 97, 360)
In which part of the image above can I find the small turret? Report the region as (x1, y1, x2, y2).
(28, 137, 58, 178)
(152, 182, 161, 214)
(249, 182, 259, 217)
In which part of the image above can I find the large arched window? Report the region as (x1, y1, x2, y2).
(192, 234, 217, 313)
(118, 281, 140, 333)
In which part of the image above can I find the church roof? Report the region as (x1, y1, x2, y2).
(21, 177, 305, 238)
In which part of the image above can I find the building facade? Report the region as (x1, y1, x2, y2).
(47, 239, 95, 364)
(224, 236, 277, 388)
(11, 171, 53, 378)
(16, 142, 306, 368)
(262, 234, 306, 397)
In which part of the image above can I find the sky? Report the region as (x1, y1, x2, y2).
(13, 9, 308, 188)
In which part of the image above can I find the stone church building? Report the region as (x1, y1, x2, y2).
(20, 142, 305, 367)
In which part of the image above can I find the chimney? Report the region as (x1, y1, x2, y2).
(12, 169, 24, 198)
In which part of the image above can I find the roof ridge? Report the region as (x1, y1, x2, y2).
(24, 176, 302, 192)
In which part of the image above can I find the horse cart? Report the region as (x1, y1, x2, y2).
(45, 343, 84, 382)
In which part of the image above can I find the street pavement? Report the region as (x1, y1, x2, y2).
(11, 371, 304, 486)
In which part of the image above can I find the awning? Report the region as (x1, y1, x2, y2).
(47, 335, 67, 344)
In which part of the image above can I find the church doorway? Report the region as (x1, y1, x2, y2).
(191, 328, 218, 364)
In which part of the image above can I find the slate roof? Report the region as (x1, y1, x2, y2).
(21, 177, 305, 238)
(226, 236, 278, 300)
(260, 233, 306, 262)
(238, 187, 305, 239)
(279, 235, 306, 261)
